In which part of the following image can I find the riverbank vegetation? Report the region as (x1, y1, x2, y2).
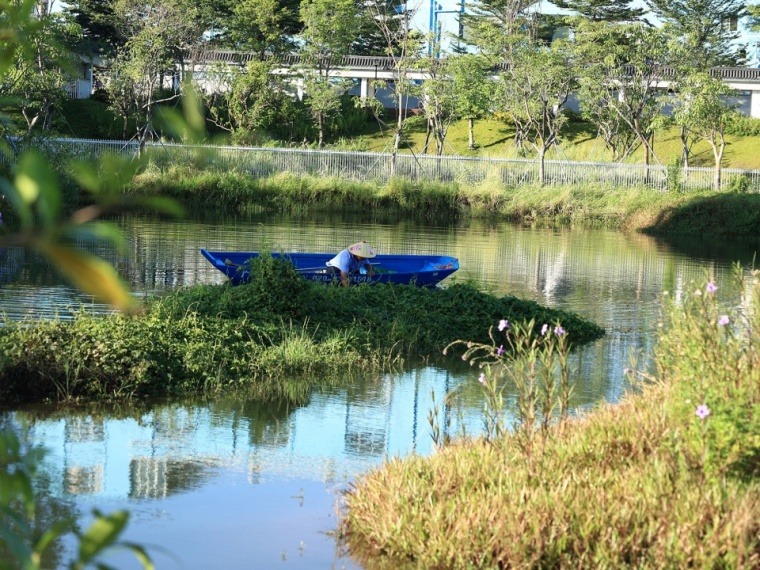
(0, 255, 604, 407)
(339, 268, 760, 568)
(124, 164, 760, 237)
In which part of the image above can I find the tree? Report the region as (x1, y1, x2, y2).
(298, 0, 360, 147)
(201, 59, 294, 144)
(671, 71, 738, 190)
(106, 0, 204, 150)
(63, 0, 125, 58)
(574, 22, 669, 168)
(351, 0, 405, 56)
(415, 55, 457, 155)
(460, 0, 534, 63)
(224, 0, 301, 56)
(497, 41, 576, 184)
(643, 0, 746, 67)
(552, 0, 644, 22)
(2, 3, 80, 132)
(448, 54, 493, 150)
(363, 0, 425, 172)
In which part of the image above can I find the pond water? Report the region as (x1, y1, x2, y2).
(1, 212, 758, 569)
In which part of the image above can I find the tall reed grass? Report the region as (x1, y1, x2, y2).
(339, 265, 759, 568)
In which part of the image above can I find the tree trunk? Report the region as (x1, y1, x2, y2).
(468, 118, 475, 150)
(680, 125, 690, 169)
(538, 146, 546, 186)
(391, 90, 404, 177)
(712, 140, 724, 191)
(422, 119, 432, 154)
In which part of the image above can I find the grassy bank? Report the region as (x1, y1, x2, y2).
(127, 165, 760, 237)
(37, 98, 760, 170)
(339, 268, 760, 568)
(0, 256, 604, 407)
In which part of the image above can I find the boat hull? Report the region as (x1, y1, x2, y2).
(200, 249, 459, 287)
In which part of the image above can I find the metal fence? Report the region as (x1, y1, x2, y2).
(35, 138, 760, 192)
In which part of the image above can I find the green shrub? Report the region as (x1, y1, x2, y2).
(726, 115, 760, 137)
(726, 173, 751, 193)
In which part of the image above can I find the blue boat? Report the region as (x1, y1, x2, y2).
(200, 249, 459, 287)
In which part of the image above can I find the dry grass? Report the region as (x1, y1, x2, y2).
(340, 268, 760, 569)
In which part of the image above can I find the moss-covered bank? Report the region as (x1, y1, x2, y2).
(0, 257, 604, 407)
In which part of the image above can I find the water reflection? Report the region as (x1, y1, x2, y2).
(9, 366, 503, 500)
(1, 213, 757, 568)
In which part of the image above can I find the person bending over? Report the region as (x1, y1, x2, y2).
(326, 241, 376, 286)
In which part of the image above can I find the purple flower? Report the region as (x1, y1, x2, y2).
(706, 282, 718, 294)
(695, 404, 711, 420)
(478, 373, 487, 386)
(498, 319, 509, 332)
(540, 323, 549, 336)
(718, 315, 729, 326)
(554, 325, 566, 336)
(497, 344, 504, 356)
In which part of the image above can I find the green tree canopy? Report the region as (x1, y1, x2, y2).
(574, 21, 670, 166)
(497, 40, 576, 183)
(643, 0, 746, 66)
(460, 0, 535, 61)
(223, 0, 302, 55)
(553, 0, 645, 22)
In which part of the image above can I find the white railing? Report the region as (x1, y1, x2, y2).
(64, 80, 92, 99)
(30, 138, 760, 192)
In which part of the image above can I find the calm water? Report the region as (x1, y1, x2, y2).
(2, 212, 758, 569)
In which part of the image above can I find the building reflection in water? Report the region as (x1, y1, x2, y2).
(15, 362, 471, 503)
(64, 465, 103, 495)
(129, 458, 210, 499)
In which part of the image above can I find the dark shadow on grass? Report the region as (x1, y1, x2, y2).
(560, 120, 599, 143)
(483, 137, 510, 149)
(642, 194, 760, 259)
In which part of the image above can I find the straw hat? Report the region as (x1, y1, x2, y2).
(348, 241, 377, 258)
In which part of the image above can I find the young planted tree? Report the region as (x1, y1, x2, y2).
(448, 54, 493, 150)
(201, 59, 295, 144)
(107, 0, 204, 152)
(363, 0, 424, 172)
(497, 41, 576, 185)
(299, 0, 359, 147)
(416, 55, 457, 155)
(574, 22, 669, 169)
(671, 72, 738, 190)
(417, 53, 493, 154)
